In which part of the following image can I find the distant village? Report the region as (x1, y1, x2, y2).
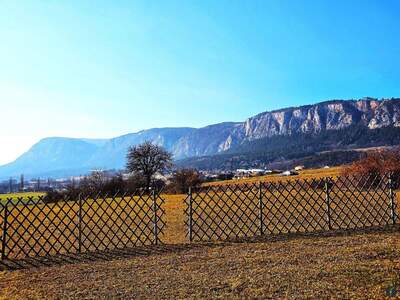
(0, 165, 322, 194)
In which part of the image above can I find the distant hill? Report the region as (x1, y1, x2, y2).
(1, 97, 400, 179)
(0, 128, 196, 179)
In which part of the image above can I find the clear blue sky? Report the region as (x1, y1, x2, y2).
(1, 0, 400, 164)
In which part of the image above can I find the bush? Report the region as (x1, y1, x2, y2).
(167, 169, 203, 194)
(342, 149, 400, 188)
(125, 174, 148, 194)
(342, 149, 400, 175)
(102, 175, 125, 196)
(43, 190, 64, 203)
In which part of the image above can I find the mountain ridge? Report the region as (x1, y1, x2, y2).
(1, 97, 400, 179)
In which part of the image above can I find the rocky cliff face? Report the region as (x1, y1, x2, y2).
(193, 98, 400, 156)
(236, 98, 400, 141)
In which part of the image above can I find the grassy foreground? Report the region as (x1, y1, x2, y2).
(0, 167, 399, 298)
(0, 227, 398, 299)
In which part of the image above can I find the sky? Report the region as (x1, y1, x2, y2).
(0, 0, 400, 165)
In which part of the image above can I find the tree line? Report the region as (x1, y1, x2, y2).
(45, 141, 202, 202)
(44, 140, 400, 203)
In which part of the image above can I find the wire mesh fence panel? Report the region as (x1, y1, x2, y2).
(262, 179, 328, 234)
(185, 174, 398, 242)
(0, 190, 166, 260)
(329, 174, 393, 229)
(80, 192, 166, 252)
(1, 196, 79, 259)
(185, 183, 260, 241)
(1, 201, 6, 259)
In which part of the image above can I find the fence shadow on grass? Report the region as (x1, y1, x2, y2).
(1, 224, 398, 271)
(0, 243, 206, 271)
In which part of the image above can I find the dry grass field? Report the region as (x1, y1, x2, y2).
(163, 167, 345, 243)
(0, 227, 399, 299)
(0, 167, 398, 248)
(0, 192, 45, 199)
(0, 192, 44, 205)
(204, 166, 343, 187)
(0, 194, 167, 259)
(0, 167, 399, 299)
(0, 167, 341, 249)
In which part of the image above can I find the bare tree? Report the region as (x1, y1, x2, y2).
(126, 141, 173, 191)
(79, 171, 108, 195)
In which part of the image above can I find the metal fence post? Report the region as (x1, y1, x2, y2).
(78, 194, 83, 253)
(389, 174, 397, 225)
(152, 189, 159, 245)
(324, 178, 332, 230)
(1, 204, 9, 260)
(258, 182, 264, 235)
(188, 187, 193, 242)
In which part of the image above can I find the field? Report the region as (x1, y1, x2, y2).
(0, 166, 398, 247)
(205, 166, 343, 186)
(0, 192, 45, 199)
(0, 167, 352, 248)
(0, 192, 44, 205)
(0, 167, 399, 298)
(0, 227, 399, 299)
(0, 194, 165, 258)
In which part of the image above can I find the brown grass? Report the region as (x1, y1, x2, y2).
(2, 194, 173, 260)
(204, 166, 343, 187)
(1, 166, 398, 251)
(0, 227, 399, 299)
(163, 194, 187, 244)
(0, 167, 399, 299)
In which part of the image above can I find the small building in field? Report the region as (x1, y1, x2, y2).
(280, 170, 299, 176)
(234, 168, 272, 179)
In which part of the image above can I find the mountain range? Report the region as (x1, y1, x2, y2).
(1, 97, 400, 179)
